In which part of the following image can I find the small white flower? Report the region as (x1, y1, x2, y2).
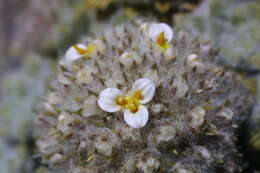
(65, 43, 96, 61)
(98, 78, 155, 128)
(148, 23, 173, 51)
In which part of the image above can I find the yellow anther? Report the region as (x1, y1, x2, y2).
(116, 90, 144, 113)
(73, 45, 96, 55)
(133, 90, 143, 100)
(156, 32, 169, 51)
(157, 32, 166, 46)
(73, 45, 88, 55)
(127, 102, 139, 113)
(116, 96, 128, 106)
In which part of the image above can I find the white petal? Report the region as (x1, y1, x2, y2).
(149, 23, 160, 40)
(159, 23, 173, 41)
(132, 78, 155, 104)
(98, 88, 122, 112)
(65, 44, 87, 61)
(124, 105, 149, 128)
(148, 23, 173, 42)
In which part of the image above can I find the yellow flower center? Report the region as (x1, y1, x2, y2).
(73, 45, 96, 55)
(156, 32, 169, 51)
(116, 90, 143, 113)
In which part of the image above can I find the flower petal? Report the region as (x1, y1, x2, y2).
(124, 105, 149, 128)
(65, 44, 87, 61)
(98, 88, 122, 112)
(148, 23, 173, 42)
(132, 78, 155, 104)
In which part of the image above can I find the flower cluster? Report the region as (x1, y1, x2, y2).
(65, 23, 172, 128)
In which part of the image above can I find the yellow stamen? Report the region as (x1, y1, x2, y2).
(73, 45, 96, 55)
(156, 32, 169, 51)
(116, 96, 128, 106)
(73, 45, 88, 55)
(133, 90, 143, 100)
(127, 102, 139, 113)
(115, 90, 144, 113)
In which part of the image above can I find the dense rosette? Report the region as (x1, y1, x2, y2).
(35, 22, 254, 173)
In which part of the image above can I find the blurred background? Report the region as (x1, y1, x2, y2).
(0, 0, 259, 172)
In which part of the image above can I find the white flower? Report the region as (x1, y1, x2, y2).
(148, 23, 173, 51)
(98, 78, 155, 128)
(65, 43, 96, 61)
